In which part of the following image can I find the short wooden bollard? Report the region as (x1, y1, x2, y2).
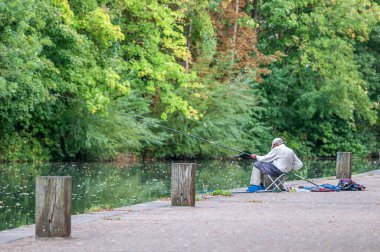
(336, 152, 352, 179)
(171, 163, 196, 206)
(35, 176, 72, 238)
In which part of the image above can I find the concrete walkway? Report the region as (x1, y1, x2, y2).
(1, 170, 379, 252)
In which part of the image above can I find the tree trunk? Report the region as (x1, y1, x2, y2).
(185, 24, 192, 73)
(231, 0, 240, 62)
(252, 0, 261, 42)
(252, 0, 260, 20)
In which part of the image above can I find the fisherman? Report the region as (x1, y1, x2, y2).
(247, 138, 303, 192)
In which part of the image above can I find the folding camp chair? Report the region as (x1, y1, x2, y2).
(263, 173, 289, 192)
(264, 172, 323, 192)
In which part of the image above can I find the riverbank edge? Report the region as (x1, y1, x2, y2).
(1, 169, 378, 244)
(0, 201, 170, 244)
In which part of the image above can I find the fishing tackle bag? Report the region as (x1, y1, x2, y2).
(337, 178, 365, 191)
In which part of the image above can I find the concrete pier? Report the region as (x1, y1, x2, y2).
(1, 170, 379, 251)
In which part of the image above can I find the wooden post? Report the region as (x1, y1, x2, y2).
(171, 163, 196, 206)
(336, 152, 352, 179)
(35, 176, 72, 238)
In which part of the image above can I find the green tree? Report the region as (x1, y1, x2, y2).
(257, 0, 380, 156)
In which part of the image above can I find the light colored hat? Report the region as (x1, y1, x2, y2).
(271, 138, 285, 149)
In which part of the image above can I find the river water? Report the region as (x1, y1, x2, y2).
(0, 158, 379, 231)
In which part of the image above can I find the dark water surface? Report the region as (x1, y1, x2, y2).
(0, 158, 379, 231)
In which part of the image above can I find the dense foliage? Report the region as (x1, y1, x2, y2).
(0, 0, 379, 161)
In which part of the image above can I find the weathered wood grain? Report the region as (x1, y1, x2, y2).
(35, 176, 72, 237)
(336, 152, 352, 179)
(171, 163, 196, 206)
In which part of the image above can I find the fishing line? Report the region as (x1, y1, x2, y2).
(51, 94, 318, 186)
(50, 93, 252, 156)
(124, 115, 251, 156)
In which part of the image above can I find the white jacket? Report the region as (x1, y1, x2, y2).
(256, 144, 303, 173)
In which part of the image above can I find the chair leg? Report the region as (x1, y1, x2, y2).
(264, 176, 281, 191)
(276, 175, 288, 191)
(264, 175, 288, 192)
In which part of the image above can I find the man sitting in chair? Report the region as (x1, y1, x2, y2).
(247, 138, 303, 192)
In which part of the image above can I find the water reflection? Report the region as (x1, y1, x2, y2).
(0, 159, 378, 231)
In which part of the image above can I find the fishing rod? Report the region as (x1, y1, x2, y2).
(52, 94, 319, 188)
(128, 115, 323, 187)
(56, 93, 324, 189)
(125, 115, 252, 156)
(291, 172, 320, 188)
